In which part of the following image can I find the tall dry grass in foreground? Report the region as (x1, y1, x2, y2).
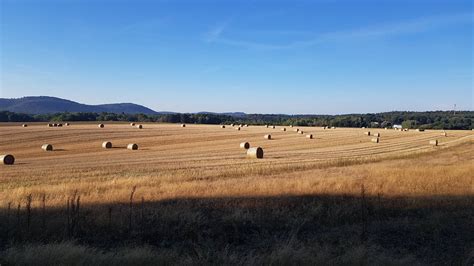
(0, 124, 473, 265)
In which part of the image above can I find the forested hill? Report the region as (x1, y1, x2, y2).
(0, 110, 472, 130)
(0, 96, 159, 115)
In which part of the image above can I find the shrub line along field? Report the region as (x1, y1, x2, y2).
(0, 122, 473, 264)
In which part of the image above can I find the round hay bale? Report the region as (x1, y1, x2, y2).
(181, 124, 186, 127)
(443, 132, 447, 137)
(281, 128, 286, 131)
(289, 125, 293, 128)
(271, 125, 275, 129)
(364, 131, 371, 136)
(53, 123, 58, 127)
(295, 128, 299, 132)
(306, 134, 313, 139)
(265, 125, 269, 128)
(264, 134, 271, 140)
(102, 141, 112, 149)
(371, 137, 379, 143)
(240, 142, 250, 149)
(1, 154, 15, 165)
(22, 124, 28, 127)
(42, 144, 53, 151)
(130, 123, 136, 126)
(429, 140, 438, 146)
(247, 147, 263, 159)
(230, 124, 235, 127)
(331, 126, 336, 129)
(98, 124, 105, 128)
(239, 124, 243, 127)
(57, 123, 63, 127)
(127, 143, 139, 150)
(137, 124, 143, 129)
(47, 124, 53, 127)
(299, 131, 304, 134)
(244, 124, 249, 127)
(221, 125, 226, 128)
(416, 129, 425, 132)
(65, 123, 70, 126)
(235, 127, 241, 131)
(374, 133, 380, 137)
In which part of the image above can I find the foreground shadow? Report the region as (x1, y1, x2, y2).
(0, 194, 472, 264)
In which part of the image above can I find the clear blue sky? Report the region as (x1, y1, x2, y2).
(1, 0, 472, 114)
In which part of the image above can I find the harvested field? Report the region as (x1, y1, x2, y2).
(0, 123, 472, 264)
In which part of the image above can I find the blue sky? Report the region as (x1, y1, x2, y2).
(0, 0, 472, 114)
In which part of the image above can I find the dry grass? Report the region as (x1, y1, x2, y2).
(0, 123, 473, 264)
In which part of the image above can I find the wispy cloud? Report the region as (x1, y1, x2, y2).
(204, 21, 230, 42)
(206, 12, 473, 50)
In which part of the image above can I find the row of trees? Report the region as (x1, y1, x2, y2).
(0, 111, 472, 130)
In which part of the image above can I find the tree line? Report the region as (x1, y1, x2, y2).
(0, 110, 472, 130)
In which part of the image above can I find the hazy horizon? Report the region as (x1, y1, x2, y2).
(1, 0, 473, 114)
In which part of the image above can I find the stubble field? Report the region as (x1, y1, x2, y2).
(0, 123, 473, 265)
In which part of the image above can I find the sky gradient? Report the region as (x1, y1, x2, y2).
(1, 0, 472, 114)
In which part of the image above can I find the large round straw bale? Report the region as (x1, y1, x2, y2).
(306, 134, 313, 139)
(374, 133, 380, 137)
(53, 123, 58, 127)
(65, 123, 70, 126)
(181, 124, 186, 127)
(264, 134, 271, 140)
(137, 124, 143, 129)
(371, 137, 379, 143)
(42, 144, 53, 151)
(1, 154, 15, 165)
(244, 124, 249, 127)
(281, 128, 286, 131)
(429, 140, 438, 146)
(235, 127, 241, 131)
(364, 131, 371, 136)
(416, 129, 425, 132)
(130, 123, 136, 126)
(247, 147, 263, 159)
(265, 125, 269, 128)
(331, 126, 336, 129)
(98, 124, 105, 128)
(271, 125, 275, 129)
(442, 132, 447, 137)
(299, 131, 304, 134)
(289, 125, 293, 128)
(22, 124, 28, 127)
(230, 123, 235, 127)
(295, 128, 299, 132)
(221, 125, 226, 128)
(47, 124, 53, 127)
(239, 124, 243, 127)
(127, 143, 139, 150)
(240, 142, 250, 149)
(57, 123, 63, 127)
(102, 141, 112, 149)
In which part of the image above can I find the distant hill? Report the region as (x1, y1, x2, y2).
(0, 96, 160, 114)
